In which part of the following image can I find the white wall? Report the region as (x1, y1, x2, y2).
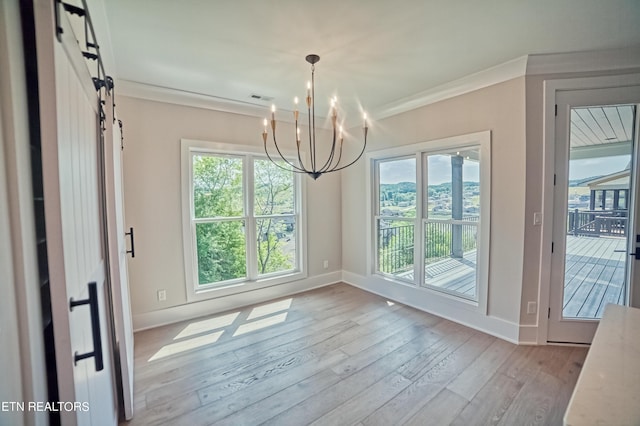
(0, 58, 25, 426)
(0, 0, 48, 423)
(117, 96, 342, 327)
(342, 77, 527, 335)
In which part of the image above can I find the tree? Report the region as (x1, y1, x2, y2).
(193, 155, 246, 284)
(254, 159, 295, 274)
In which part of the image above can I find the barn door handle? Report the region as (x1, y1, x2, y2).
(69, 282, 104, 371)
(126, 227, 135, 258)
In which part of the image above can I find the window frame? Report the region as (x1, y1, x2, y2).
(367, 131, 491, 313)
(181, 139, 307, 302)
(374, 155, 418, 283)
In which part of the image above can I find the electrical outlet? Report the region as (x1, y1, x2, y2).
(323, 260, 329, 269)
(157, 289, 167, 302)
(527, 301, 537, 314)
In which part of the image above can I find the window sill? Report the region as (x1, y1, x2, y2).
(372, 272, 481, 311)
(186, 270, 307, 303)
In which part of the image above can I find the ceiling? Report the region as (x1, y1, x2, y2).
(100, 0, 640, 121)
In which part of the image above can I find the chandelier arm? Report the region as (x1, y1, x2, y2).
(318, 127, 338, 173)
(295, 126, 306, 171)
(324, 133, 367, 173)
(262, 149, 310, 175)
(307, 105, 314, 173)
(325, 140, 344, 173)
(265, 135, 306, 173)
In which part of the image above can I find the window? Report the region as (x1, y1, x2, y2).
(371, 132, 490, 307)
(376, 157, 416, 282)
(182, 140, 305, 300)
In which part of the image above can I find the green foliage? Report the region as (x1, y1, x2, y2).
(378, 223, 414, 274)
(193, 155, 243, 218)
(254, 160, 295, 275)
(196, 222, 246, 284)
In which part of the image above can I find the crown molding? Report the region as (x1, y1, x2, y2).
(526, 46, 640, 76)
(117, 80, 272, 118)
(372, 55, 529, 120)
(117, 47, 640, 125)
(116, 80, 338, 127)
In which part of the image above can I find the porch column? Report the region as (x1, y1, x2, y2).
(451, 155, 463, 258)
(590, 190, 596, 210)
(613, 190, 620, 210)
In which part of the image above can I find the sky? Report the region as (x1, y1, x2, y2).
(379, 155, 480, 185)
(379, 154, 631, 185)
(569, 154, 630, 180)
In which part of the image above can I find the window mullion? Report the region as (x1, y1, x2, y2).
(412, 152, 424, 286)
(246, 155, 257, 280)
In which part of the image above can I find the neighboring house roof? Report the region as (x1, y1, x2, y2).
(584, 169, 630, 190)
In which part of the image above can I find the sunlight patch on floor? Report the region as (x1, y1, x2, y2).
(233, 312, 288, 337)
(174, 311, 240, 340)
(148, 330, 225, 362)
(247, 298, 292, 320)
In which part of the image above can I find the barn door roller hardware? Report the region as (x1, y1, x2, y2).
(54, 0, 116, 123)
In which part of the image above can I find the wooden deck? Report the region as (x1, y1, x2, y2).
(398, 251, 478, 299)
(397, 235, 626, 318)
(563, 235, 626, 319)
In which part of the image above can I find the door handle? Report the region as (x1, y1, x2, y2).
(616, 249, 640, 260)
(125, 227, 135, 258)
(69, 282, 104, 371)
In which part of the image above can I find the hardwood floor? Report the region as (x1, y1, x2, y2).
(123, 283, 587, 426)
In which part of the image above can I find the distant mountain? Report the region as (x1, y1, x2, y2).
(380, 181, 416, 193)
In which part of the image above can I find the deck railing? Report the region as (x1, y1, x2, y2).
(379, 224, 414, 275)
(567, 209, 627, 237)
(379, 216, 479, 275)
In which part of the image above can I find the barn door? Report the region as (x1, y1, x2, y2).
(36, 3, 117, 425)
(103, 102, 135, 419)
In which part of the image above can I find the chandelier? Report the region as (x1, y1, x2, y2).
(262, 54, 368, 180)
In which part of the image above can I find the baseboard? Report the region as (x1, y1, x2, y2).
(342, 270, 522, 344)
(132, 271, 341, 331)
(518, 324, 539, 345)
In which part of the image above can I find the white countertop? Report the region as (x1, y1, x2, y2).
(564, 304, 640, 426)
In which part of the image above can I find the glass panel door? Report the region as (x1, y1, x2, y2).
(549, 85, 640, 344)
(561, 105, 634, 319)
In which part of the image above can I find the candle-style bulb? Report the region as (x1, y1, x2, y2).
(363, 113, 368, 128)
(294, 96, 299, 106)
(262, 118, 268, 143)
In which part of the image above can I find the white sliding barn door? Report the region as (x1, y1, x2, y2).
(36, 4, 117, 425)
(104, 98, 135, 419)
